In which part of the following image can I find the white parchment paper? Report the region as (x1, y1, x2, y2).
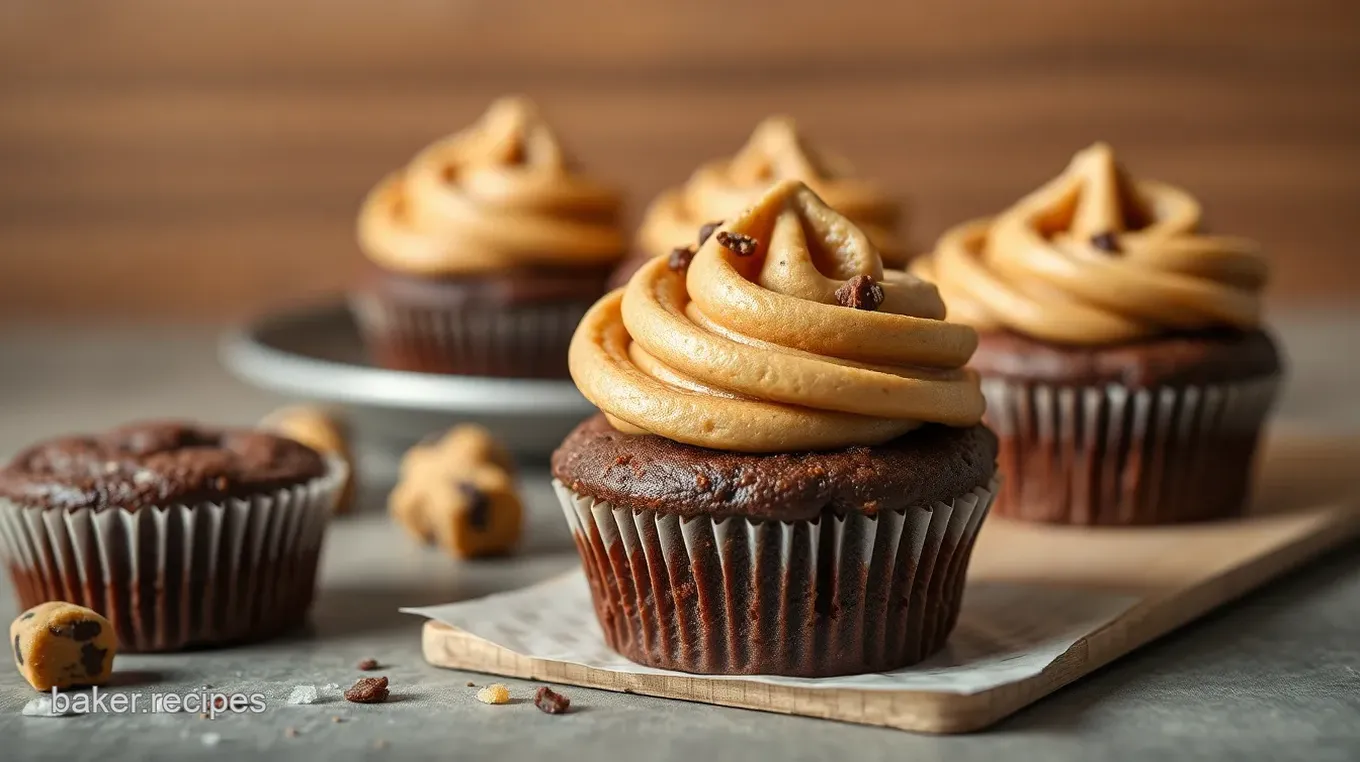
(403, 571, 1138, 695)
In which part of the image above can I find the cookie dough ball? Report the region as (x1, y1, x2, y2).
(11, 602, 117, 692)
(390, 425, 522, 558)
(259, 406, 356, 513)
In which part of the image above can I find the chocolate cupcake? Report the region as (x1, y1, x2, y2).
(912, 143, 1282, 525)
(553, 180, 997, 677)
(0, 422, 346, 651)
(611, 116, 907, 289)
(353, 97, 625, 378)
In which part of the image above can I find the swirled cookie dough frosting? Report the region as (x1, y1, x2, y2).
(570, 180, 984, 453)
(912, 142, 1268, 346)
(358, 97, 624, 276)
(638, 116, 906, 267)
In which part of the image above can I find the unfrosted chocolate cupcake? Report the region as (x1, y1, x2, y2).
(352, 97, 624, 378)
(0, 421, 346, 651)
(554, 180, 997, 677)
(612, 116, 908, 289)
(912, 143, 1282, 525)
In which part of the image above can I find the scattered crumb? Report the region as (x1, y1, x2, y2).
(323, 683, 340, 691)
(465, 681, 476, 688)
(285, 727, 299, 738)
(344, 676, 390, 704)
(201, 733, 222, 747)
(534, 686, 571, 715)
(331, 716, 345, 724)
(475, 684, 511, 705)
(287, 685, 320, 705)
(356, 658, 380, 671)
(21, 696, 79, 717)
(199, 712, 210, 720)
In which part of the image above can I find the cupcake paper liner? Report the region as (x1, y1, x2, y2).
(0, 458, 346, 652)
(350, 294, 590, 378)
(982, 374, 1281, 525)
(553, 475, 999, 677)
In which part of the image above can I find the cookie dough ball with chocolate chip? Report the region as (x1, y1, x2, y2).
(11, 602, 117, 691)
(389, 425, 522, 558)
(259, 406, 357, 513)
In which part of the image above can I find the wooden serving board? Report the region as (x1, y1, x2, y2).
(422, 430, 1360, 733)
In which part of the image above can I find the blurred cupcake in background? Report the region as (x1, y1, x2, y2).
(912, 143, 1282, 526)
(610, 116, 906, 288)
(352, 97, 625, 378)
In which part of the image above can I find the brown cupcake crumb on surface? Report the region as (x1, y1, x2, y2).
(534, 687, 571, 714)
(356, 658, 379, 671)
(344, 676, 390, 704)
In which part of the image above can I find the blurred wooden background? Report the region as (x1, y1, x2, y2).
(1, 0, 1357, 321)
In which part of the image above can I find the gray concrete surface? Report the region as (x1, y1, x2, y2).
(1, 314, 1358, 761)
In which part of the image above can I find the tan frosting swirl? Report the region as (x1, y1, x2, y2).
(637, 116, 907, 267)
(912, 143, 1268, 345)
(571, 180, 983, 453)
(358, 97, 624, 275)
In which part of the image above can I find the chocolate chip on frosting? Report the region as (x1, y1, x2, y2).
(715, 231, 758, 256)
(835, 275, 885, 311)
(668, 246, 697, 273)
(1090, 231, 1121, 254)
(697, 220, 723, 247)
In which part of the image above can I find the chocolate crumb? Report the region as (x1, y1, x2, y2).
(356, 658, 380, 671)
(285, 727, 299, 738)
(465, 681, 476, 688)
(1090, 231, 1121, 253)
(534, 686, 571, 714)
(70, 620, 102, 642)
(715, 231, 758, 256)
(697, 220, 723, 246)
(835, 275, 885, 311)
(344, 676, 390, 704)
(667, 246, 696, 272)
(458, 482, 491, 530)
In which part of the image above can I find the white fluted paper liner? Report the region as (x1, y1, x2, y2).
(0, 457, 346, 652)
(553, 477, 1001, 675)
(350, 293, 589, 378)
(402, 570, 1138, 693)
(982, 374, 1281, 524)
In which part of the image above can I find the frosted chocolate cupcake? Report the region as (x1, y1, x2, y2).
(912, 143, 1281, 525)
(0, 422, 346, 651)
(353, 97, 625, 377)
(610, 116, 905, 288)
(553, 180, 996, 677)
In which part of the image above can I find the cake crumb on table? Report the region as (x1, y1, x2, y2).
(344, 676, 390, 704)
(356, 658, 380, 671)
(534, 686, 571, 714)
(476, 684, 511, 704)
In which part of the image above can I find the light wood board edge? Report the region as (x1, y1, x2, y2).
(422, 503, 1360, 734)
